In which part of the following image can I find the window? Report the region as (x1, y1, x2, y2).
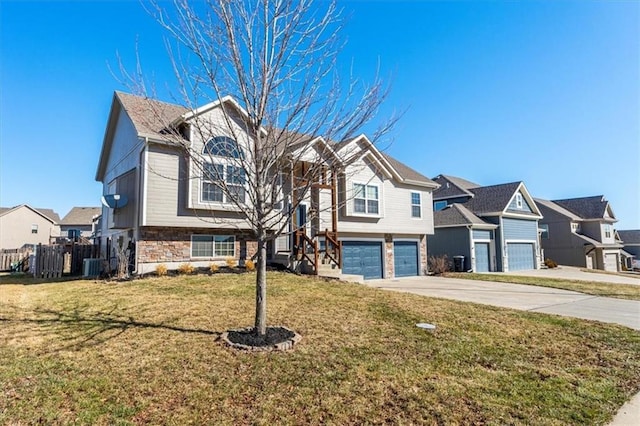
(434, 200, 448, 211)
(411, 192, 421, 218)
(191, 235, 235, 257)
(604, 224, 612, 239)
(353, 183, 379, 214)
(571, 222, 580, 233)
(540, 224, 549, 239)
(515, 193, 523, 209)
(31, 224, 38, 234)
(203, 136, 244, 159)
(202, 163, 246, 203)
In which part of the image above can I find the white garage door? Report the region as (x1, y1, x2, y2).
(604, 254, 618, 272)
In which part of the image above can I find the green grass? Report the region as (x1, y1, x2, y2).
(445, 272, 640, 301)
(1, 272, 639, 425)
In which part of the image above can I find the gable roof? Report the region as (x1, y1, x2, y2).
(618, 230, 640, 245)
(116, 91, 189, 139)
(552, 196, 615, 220)
(381, 154, 437, 187)
(534, 197, 582, 221)
(60, 207, 101, 226)
(0, 204, 60, 223)
(432, 175, 479, 200)
(464, 182, 523, 215)
(98, 91, 437, 188)
(434, 203, 497, 228)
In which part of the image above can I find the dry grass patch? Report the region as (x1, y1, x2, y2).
(1, 272, 639, 425)
(446, 272, 640, 301)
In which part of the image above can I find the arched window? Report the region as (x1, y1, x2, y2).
(203, 136, 244, 159)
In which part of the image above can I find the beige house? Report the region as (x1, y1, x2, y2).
(0, 205, 61, 250)
(96, 92, 438, 279)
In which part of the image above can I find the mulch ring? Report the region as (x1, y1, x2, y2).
(221, 326, 302, 351)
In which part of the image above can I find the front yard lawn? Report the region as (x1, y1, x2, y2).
(1, 272, 639, 425)
(446, 272, 640, 301)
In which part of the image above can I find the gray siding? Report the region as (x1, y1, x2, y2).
(506, 191, 533, 213)
(472, 229, 492, 240)
(428, 227, 471, 271)
(502, 218, 538, 240)
(112, 169, 137, 229)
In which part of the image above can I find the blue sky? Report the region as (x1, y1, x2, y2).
(1, 0, 638, 229)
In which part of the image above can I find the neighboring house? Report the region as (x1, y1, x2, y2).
(535, 196, 623, 272)
(617, 230, 639, 270)
(59, 207, 102, 240)
(0, 205, 61, 250)
(95, 91, 438, 278)
(428, 175, 543, 272)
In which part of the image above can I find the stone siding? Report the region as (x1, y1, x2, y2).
(384, 234, 394, 278)
(137, 227, 257, 265)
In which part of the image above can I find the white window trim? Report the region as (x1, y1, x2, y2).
(199, 161, 246, 205)
(515, 193, 523, 209)
(191, 235, 236, 258)
(410, 192, 422, 218)
(352, 182, 381, 217)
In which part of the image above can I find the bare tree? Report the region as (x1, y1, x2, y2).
(124, 0, 394, 337)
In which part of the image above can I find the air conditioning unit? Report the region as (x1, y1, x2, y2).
(83, 258, 103, 277)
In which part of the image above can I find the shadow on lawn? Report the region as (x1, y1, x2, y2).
(0, 305, 221, 352)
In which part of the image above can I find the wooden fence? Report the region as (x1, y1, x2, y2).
(32, 243, 100, 278)
(34, 244, 65, 279)
(0, 249, 31, 272)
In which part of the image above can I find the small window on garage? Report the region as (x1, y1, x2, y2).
(411, 192, 421, 218)
(31, 224, 38, 234)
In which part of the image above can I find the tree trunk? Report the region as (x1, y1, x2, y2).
(254, 237, 267, 336)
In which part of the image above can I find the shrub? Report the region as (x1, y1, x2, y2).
(178, 263, 195, 275)
(225, 257, 236, 269)
(155, 264, 168, 277)
(209, 263, 219, 273)
(245, 259, 255, 271)
(544, 258, 558, 269)
(428, 255, 450, 275)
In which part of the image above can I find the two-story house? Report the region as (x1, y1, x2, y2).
(0, 205, 61, 250)
(535, 196, 623, 271)
(427, 175, 543, 272)
(95, 91, 438, 279)
(617, 230, 639, 270)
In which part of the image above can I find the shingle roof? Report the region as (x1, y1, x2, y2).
(618, 230, 640, 245)
(60, 207, 101, 226)
(464, 182, 522, 214)
(36, 208, 61, 223)
(381, 154, 437, 186)
(0, 205, 60, 223)
(115, 91, 188, 138)
(534, 198, 582, 221)
(434, 204, 495, 227)
(552, 196, 609, 220)
(432, 175, 478, 200)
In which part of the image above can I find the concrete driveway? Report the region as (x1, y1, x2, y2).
(503, 265, 640, 286)
(365, 273, 640, 425)
(367, 275, 640, 330)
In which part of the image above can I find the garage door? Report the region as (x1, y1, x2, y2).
(394, 241, 418, 277)
(342, 242, 383, 280)
(604, 254, 618, 272)
(507, 243, 535, 271)
(475, 242, 490, 272)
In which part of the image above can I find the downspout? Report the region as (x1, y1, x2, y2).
(135, 136, 149, 275)
(467, 225, 473, 272)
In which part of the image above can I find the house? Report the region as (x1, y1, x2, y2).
(617, 230, 640, 270)
(0, 204, 61, 250)
(59, 207, 102, 240)
(535, 196, 623, 272)
(95, 91, 438, 279)
(428, 175, 543, 272)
